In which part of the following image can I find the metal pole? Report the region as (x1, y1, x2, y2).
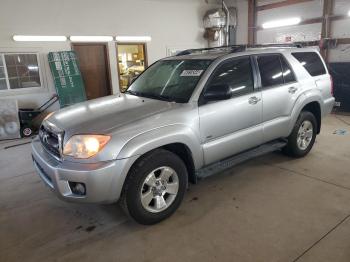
(222, 1, 230, 46)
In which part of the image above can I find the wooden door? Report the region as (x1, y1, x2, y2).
(72, 43, 111, 100)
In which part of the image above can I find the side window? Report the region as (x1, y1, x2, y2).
(292, 52, 326, 77)
(207, 57, 254, 97)
(280, 56, 296, 83)
(257, 55, 283, 87)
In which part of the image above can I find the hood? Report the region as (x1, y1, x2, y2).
(47, 94, 176, 135)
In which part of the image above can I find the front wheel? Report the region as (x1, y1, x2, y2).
(283, 111, 317, 158)
(120, 149, 188, 225)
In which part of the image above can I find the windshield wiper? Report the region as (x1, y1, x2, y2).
(144, 93, 179, 102)
(125, 90, 164, 101)
(124, 90, 140, 96)
(125, 90, 184, 103)
(158, 94, 178, 102)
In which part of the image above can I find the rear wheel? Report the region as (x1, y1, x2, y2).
(120, 149, 188, 225)
(283, 111, 317, 158)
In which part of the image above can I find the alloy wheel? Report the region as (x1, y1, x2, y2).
(297, 120, 313, 150)
(140, 166, 179, 213)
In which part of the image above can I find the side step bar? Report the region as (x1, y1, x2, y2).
(195, 140, 287, 179)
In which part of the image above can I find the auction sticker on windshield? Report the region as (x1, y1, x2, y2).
(180, 70, 204, 77)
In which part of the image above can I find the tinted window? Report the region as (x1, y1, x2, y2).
(292, 52, 326, 77)
(257, 55, 283, 87)
(207, 57, 254, 97)
(280, 56, 296, 83)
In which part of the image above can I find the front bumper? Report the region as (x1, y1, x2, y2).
(31, 137, 138, 204)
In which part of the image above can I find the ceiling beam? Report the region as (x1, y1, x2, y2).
(336, 38, 350, 45)
(257, 0, 314, 12)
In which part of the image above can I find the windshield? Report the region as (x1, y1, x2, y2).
(125, 59, 212, 103)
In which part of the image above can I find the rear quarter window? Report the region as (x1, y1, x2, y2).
(292, 52, 326, 77)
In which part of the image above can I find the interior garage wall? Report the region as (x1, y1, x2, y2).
(0, 0, 219, 108)
(224, 0, 249, 44)
(255, 0, 350, 63)
(329, 0, 350, 62)
(256, 0, 322, 44)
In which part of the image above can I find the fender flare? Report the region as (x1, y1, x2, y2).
(116, 124, 204, 170)
(287, 91, 322, 136)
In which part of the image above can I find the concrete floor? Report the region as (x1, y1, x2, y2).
(1, 114, 350, 262)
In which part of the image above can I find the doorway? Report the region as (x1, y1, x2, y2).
(116, 43, 147, 92)
(72, 43, 111, 100)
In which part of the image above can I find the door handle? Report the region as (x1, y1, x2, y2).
(288, 86, 298, 94)
(248, 96, 261, 105)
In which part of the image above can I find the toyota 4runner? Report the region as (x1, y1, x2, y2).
(32, 45, 335, 224)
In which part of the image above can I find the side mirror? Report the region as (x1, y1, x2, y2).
(203, 84, 231, 101)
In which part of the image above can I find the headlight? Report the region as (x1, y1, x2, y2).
(63, 135, 111, 159)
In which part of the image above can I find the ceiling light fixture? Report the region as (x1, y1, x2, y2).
(69, 36, 113, 42)
(262, 17, 301, 29)
(115, 36, 152, 42)
(13, 35, 67, 42)
(348, 10, 350, 16)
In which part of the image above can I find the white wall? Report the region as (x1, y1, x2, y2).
(235, 0, 249, 44)
(256, 0, 322, 43)
(219, 0, 249, 44)
(0, 0, 220, 108)
(255, 0, 350, 63)
(328, 0, 350, 62)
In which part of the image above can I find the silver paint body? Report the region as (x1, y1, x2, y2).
(31, 47, 335, 203)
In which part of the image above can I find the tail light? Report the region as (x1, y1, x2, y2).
(330, 75, 334, 96)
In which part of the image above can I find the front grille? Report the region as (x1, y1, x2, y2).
(39, 124, 61, 160)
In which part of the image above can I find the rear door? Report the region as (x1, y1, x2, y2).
(256, 54, 300, 142)
(199, 56, 263, 165)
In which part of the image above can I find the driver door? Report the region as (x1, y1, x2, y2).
(199, 56, 263, 165)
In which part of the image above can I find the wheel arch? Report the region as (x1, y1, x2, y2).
(161, 143, 197, 184)
(116, 125, 203, 185)
(289, 93, 323, 136)
(301, 101, 321, 134)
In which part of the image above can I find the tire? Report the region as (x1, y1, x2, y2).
(21, 126, 33, 137)
(120, 149, 188, 225)
(283, 111, 317, 158)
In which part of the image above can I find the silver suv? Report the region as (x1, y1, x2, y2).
(32, 45, 335, 224)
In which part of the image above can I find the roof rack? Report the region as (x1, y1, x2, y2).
(176, 43, 302, 56)
(176, 45, 244, 56)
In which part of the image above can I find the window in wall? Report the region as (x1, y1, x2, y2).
(257, 55, 284, 88)
(292, 52, 326, 77)
(0, 53, 41, 91)
(0, 56, 7, 90)
(116, 43, 147, 92)
(207, 57, 254, 97)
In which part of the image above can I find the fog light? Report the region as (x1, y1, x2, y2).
(69, 182, 86, 195)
